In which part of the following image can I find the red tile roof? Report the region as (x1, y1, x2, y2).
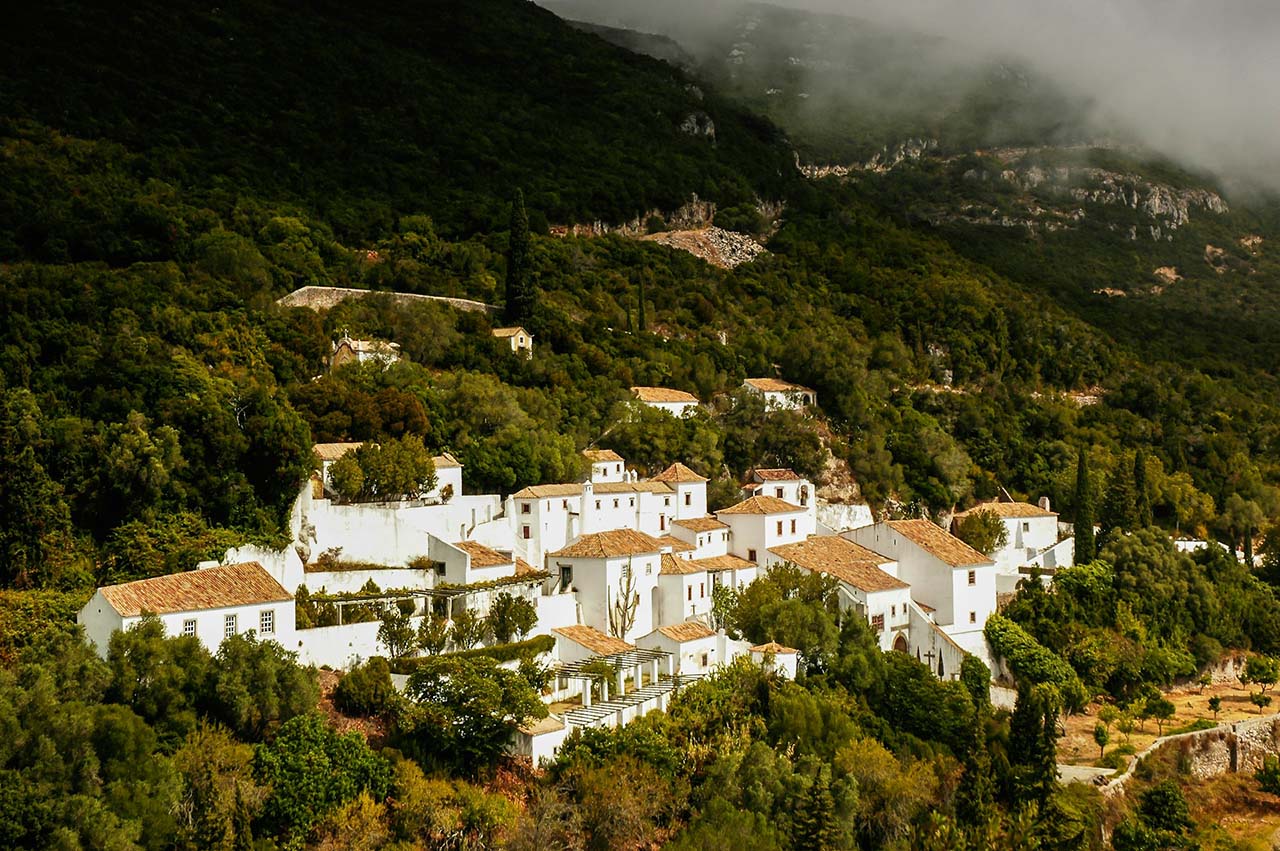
(548, 529, 664, 559)
(552, 625, 634, 656)
(717, 495, 804, 515)
(769, 536, 907, 592)
(98, 562, 292, 618)
(651, 462, 708, 483)
(453, 540, 513, 568)
(888, 519, 992, 567)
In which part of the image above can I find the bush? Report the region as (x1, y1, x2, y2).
(389, 634, 554, 673)
(1096, 750, 1129, 771)
(985, 614, 1089, 711)
(334, 657, 397, 717)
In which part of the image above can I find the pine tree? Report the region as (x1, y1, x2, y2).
(1133, 449, 1153, 528)
(636, 271, 647, 332)
(1009, 684, 1060, 807)
(504, 188, 535, 324)
(793, 768, 838, 851)
(1098, 455, 1136, 547)
(1074, 450, 1095, 563)
(956, 711, 996, 831)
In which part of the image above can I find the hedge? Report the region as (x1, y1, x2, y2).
(389, 633, 554, 673)
(985, 613, 1089, 711)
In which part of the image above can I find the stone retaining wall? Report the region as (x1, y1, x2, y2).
(1102, 713, 1280, 796)
(277, 286, 495, 314)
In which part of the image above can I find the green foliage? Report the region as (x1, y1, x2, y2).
(1073, 449, 1096, 563)
(333, 657, 397, 718)
(106, 616, 213, 746)
(984, 614, 1088, 711)
(1244, 655, 1279, 693)
(252, 713, 392, 850)
(1256, 755, 1280, 795)
(487, 592, 538, 644)
(449, 608, 488, 650)
(728, 564, 840, 670)
(0, 588, 90, 664)
(206, 632, 320, 741)
(398, 655, 547, 775)
(953, 508, 1009, 556)
(960, 655, 992, 708)
(376, 608, 417, 660)
(328, 435, 437, 502)
(504, 189, 536, 324)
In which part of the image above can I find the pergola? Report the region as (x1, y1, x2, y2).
(564, 672, 703, 727)
(554, 646, 671, 709)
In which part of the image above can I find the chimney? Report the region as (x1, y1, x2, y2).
(1038, 496, 1051, 512)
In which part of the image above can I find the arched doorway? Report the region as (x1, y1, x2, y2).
(893, 633, 909, 653)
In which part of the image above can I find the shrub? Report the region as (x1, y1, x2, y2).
(985, 614, 1089, 711)
(334, 657, 397, 717)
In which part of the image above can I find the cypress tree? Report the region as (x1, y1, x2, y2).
(1099, 455, 1136, 547)
(504, 188, 535, 323)
(793, 768, 838, 851)
(636, 271, 647, 332)
(1074, 449, 1095, 563)
(1133, 449, 1153, 528)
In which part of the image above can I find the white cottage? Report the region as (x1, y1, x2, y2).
(331, 336, 401, 369)
(952, 498, 1072, 591)
(654, 553, 712, 624)
(770, 535, 911, 652)
(743, 378, 816, 411)
(716, 495, 812, 567)
(637, 620, 720, 676)
(843, 519, 996, 661)
(630, 386, 700, 417)
(546, 529, 664, 642)
(79, 561, 295, 657)
(492, 326, 534, 357)
(583, 449, 627, 483)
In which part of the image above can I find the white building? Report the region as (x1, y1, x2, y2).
(583, 449, 627, 483)
(669, 515, 731, 559)
(743, 468, 813, 510)
(546, 530, 664, 642)
(78, 561, 295, 657)
(637, 620, 721, 676)
(313, 442, 363, 495)
(428, 452, 464, 502)
(743, 378, 816, 411)
(843, 519, 996, 662)
(654, 553, 712, 624)
(715, 495, 812, 567)
(630, 386, 700, 417)
(952, 498, 1072, 591)
(492, 326, 534, 357)
(650, 462, 709, 520)
(751, 642, 799, 679)
(331, 335, 401, 369)
(770, 535, 911, 652)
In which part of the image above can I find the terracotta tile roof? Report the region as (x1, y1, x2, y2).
(751, 641, 798, 655)
(519, 715, 565, 736)
(548, 529, 664, 559)
(650, 462, 708, 483)
(717, 495, 804, 515)
(514, 558, 539, 576)
(454, 540, 513, 568)
(313, 442, 362, 462)
(659, 553, 704, 575)
(553, 625, 634, 656)
(593, 481, 673, 494)
(751, 467, 802, 481)
(954, 500, 1055, 519)
(658, 535, 695, 553)
(432, 452, 462, 469)
(673, 516, 728, 532)
(888, 519, 992, 567)
(583, 448, 624, 463)
(915, 599, 936, 614)
(744, 378, 812, 394)
(657, 621, 716, 642)
(769, 536, 907, 592)
(512, 483, 583, 499)
(98, 562, 292, 618)
(694, 554, 756, 572)
(631, 386, 699, 404)
(491, 326, 531, 338)
(341, 339, 400, 354)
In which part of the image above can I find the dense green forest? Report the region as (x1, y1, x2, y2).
(3, 0, 1280, 847)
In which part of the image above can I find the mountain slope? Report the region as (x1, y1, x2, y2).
(0, 0, 795, 244)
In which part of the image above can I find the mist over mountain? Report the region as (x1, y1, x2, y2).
(546, 0, 1280, 196)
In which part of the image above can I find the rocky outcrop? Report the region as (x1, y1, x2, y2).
(798, 137, 938, 179)
(680, 111, 716, 142)
(640, 227, 766, 269)
(277, 286, 495, 314)
(550, 195, 717, 239)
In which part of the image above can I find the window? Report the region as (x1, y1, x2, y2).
(562, 499, 569, 509)
(613, 499, 619, 509)
(646, 561, 652, 575)
(522, 525, 531, 539)
(616, 464, 621, 474)
(891, 605, 896, 617)
(800, 485, 809, 506)
(435, 561, 446, 577)
(699, 582, 705, 598)
(776, 521, 783, 535)
(560, 564, 573, 589)
(969, 611, 977, 624)
(684, 493, 691, 506)
(595, 500, 601, 510)
(775, 487, 784, 498)
(664, 497, 670, 507)
(659, 515, 666, 531)
(967, 570, 976, 586)
(687, 586, 693, 601)
(1022, 522, 1030, 533)
(629, 498, 634, 507)
(521, 502, 531, 514)
(790, 519, 796, 534)
(871, 614, 885, 632)
(701, 652, 709, 667)
(748, 548, 757, 562)
(182, 618, 196, 637)
(259, 609, 274, 634)
(224, 614, 237, 638)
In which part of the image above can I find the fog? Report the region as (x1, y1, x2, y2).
(547, 0, 1280, 194)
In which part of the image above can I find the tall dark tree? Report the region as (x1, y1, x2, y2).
(1008, 683, 1060, 808)
(504, 188, 536, 324)
(1133, 449, 1153, 528)
(1074, 450, 1096, 563)
(0, 389, 73, 589)
(637, 271, 647, 332)
(1098, 454, 1136, 546)
(792, 767, 838, 851)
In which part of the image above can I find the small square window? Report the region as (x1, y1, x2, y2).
(967, 570, 976, 586)
(775, 487, 784, 498)
(629, 498, 634, 507)
(562, 499, 569, 509)
(701, 652, 709, 667)
(748, 548, 757, 562)
(646, 562, 652, 575)
(521, 502, 531, 514)
(664, 497, 670, 507)
(891, 605, 896, 617)
(260, 609, 274, 635)
(1023, 522, 1030, 533)
(700, 582, 705, 598)
(871, 614, 885, 632)
(182, 619, 196, 637)
(224, 614, 237, 638)
(969, 611, 977, 624)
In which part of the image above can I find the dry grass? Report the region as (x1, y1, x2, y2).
(1058, 681, 1270, 766)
